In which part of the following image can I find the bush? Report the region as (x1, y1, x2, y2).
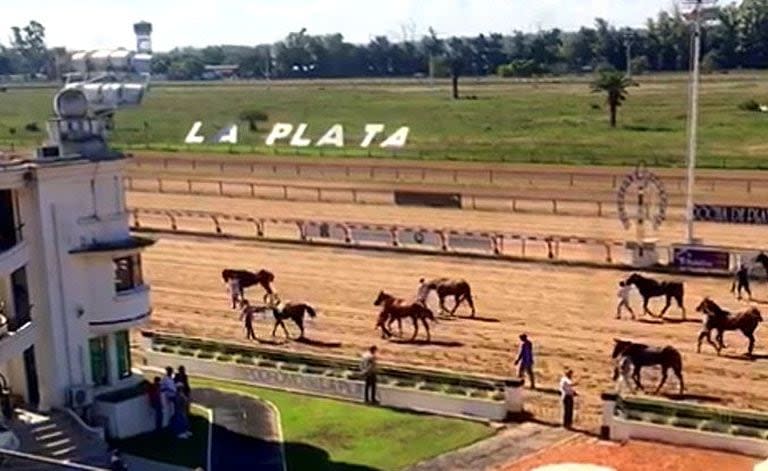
(738, 99, 761, 112)
(178, 349, 195, 357)
(236, 356, 255, 365)
(197, 351, 214, 360)
(238, 109, 269, 131)
(258, 360, 277, 369)
(280, 363, 301, 372)
(445, 386, 468, 396)
(217, 354, 233, 362)
(158, 346, 176, 354)
(24, 122, 40, 132)
(490, 392, 505, 401)
(304, 366, 327, 375)
(497, 60, 546, 78)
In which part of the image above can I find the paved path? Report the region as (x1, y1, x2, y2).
(192, 388, 283, 471)
(406, 423, 575, 471)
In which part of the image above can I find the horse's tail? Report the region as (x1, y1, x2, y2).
(304, 305, 317, 318)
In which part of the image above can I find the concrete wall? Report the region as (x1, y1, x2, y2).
(92, 393, 169, 440)
(144, 350, 514, 422)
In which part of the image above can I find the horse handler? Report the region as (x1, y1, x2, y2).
(616, 281, 635, 319)
(731, 264, 753, 301)
(227, 275, 242, 309)
(239, 300, 258, 341)
(514, 334, 536, 389)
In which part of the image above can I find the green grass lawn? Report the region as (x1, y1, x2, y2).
(3, 72, 767, 167)
(113, 404, 210, 469)
(192, 377, 494, 471)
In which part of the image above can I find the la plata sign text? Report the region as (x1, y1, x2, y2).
(184, 122, 410, 148)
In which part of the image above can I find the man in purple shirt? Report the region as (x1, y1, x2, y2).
(514, 334, 535, 389)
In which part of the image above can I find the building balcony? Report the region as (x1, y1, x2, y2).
(0, 319, 36, 363)
(0, 241, 29, 278)
(88, 285, 151, 334)
(76, 212, 132, 247)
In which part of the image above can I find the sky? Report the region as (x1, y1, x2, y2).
(1, 0, 679, 51)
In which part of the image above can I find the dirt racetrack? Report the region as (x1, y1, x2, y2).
(130, 160, 768, 423)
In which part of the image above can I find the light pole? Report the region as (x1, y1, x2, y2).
(682, 0, 717, 244)
(623, 32, 634, 79)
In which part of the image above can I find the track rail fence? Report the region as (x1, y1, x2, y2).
(129, 207, 628, 264)
(124, 175, 694, 220)
(128, 155, 764, 194)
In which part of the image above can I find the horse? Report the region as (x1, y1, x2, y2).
(254, 297, 317, 340)
(695, 297, 763, 357)
(624, 273, 686, 319)
(611, 339, 684, 395)
(422, 278, 476, 317)
(222, 269, 275, 298)
(374, 291, 435, 342)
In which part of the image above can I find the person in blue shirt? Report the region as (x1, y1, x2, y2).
(514, 334, 535, 389)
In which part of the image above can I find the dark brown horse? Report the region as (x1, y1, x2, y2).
(222, 269, 275, 297)
(421, 278, 476, 317)
(253, 298, 317, 340)
(695, 297, 763, 357)
(625, 273, 685, 319)
(612, 339, 684, 395)
(374, 291, 435, 342)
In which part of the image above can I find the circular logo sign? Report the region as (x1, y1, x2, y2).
(413, 231, 425, 244)
(616, 164, 668, 231)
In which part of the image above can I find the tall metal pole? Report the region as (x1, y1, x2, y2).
(685, 1, 703, 244)
(625, 39, 633, 78)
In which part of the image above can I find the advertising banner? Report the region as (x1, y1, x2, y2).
(671, 245, 730, 271)
(693, 204, 768, 225)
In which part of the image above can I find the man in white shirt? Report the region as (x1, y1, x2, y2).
(616, 281, 635, 320)
(559, 368, 577, 429)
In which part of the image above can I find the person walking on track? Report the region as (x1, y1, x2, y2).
(514, 334, 536, 389)
(239, 299, 258, 341)
(415, 278, 430, 307)
(616, 280, 635, 320)
(559, 368, 577, 430)
(360, 346, 379, 404)
(227, 275, 242, 309)
(732, 264, 753, 301)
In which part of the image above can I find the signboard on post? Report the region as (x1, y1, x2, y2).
(693, 204, 768, 225)
(671, 245, 730, 271)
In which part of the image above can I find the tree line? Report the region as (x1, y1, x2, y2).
(2, 1, 768, 81)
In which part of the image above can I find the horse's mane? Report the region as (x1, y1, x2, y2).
(701, 298, 730, 318)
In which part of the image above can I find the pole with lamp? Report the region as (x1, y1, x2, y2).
(624, 31, 634, 79)
(682, 0, 718, 244)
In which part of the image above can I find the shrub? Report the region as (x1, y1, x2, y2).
(490, 392, 505, 401)
(197, 351, 214, 360)
(217, 354, 233, 362)
(304, 366, 327, 375)
(178, 349, 195, 357)
(732, 425, 764, 439)
(738, 99, 761, 112)
(24, 122, 40, 132)
(395, 380, 417, 388)
(238, 109, 269, 131)
(158, 346, 176, 354)
(258, 360, 277, 369)
(236, 356, 255, 365)
(420, 382, 442, 392)
(469, 390, 489, 398)
(280, 363, 301, 372)
(445, 386, 468, 396)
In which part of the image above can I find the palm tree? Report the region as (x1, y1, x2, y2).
(591, 70, 637, 128)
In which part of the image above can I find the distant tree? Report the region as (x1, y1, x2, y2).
(10, 20, 49, 76)
(591, 70, 637, 128)
(238, 109, 269, 131)
(444, 38, 471, 99)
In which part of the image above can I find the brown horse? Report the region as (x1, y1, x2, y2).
(374, 291, 435, 342)
(625, 273, 685, 319)
(222, 269, 275, 297)
(421, 278, 476, 317)
(612, 339, 684, 395)
(695, 297, 763, 357)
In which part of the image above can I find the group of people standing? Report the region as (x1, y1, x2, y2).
(147, 365, 193, 439)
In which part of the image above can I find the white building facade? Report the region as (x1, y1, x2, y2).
(0, 21, 154, 414)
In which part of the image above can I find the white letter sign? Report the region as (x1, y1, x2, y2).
(290, 123, 312, 147)
(380, 126, 410, 148)
(265, 123, 294, 145)
(214, 124, 238, 144)
(184, 121, 205, 144)
(360, 124, 385, 148)
(316, 124, 344, 147)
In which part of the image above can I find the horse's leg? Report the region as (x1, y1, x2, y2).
(745, 331, 756, 357)
(422, 318, 431, 342)
(295, 316, 305, 339)
(271, 320, 279, 337)
(716, 329, 727, 350)
(398, 318, 403, 337)
(660, 295, 672, 317)
(438, 295, 448, 316)
(280, 319, 291, 339)
(696, 330, 708, 353)
(675, 368, 685, 395)
(654, 367, 669, 395)
(449, 294, 461, 316)
(632, 365, 644, 391)
(677, 294, 686, 319)
(410, 317, 419, 342)
(643, 297, 655, 317)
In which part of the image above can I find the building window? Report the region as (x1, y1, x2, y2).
(113, 254, 143, 293)
(89, 336, 109, 387)
(115, 331, 132, 379)
(0, 190, 19, 251)
(10, 267, 31, 330)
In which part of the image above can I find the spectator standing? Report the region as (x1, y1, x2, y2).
(174, 365, 191, 414)
(514, 334, 536, 389)
(173, 382, 192, 439)
(159, 366, 177, 417)
(360, 346, 379, 404)
(147, 376, 163, 432)
(227, 276, 242, 309)
(559, 368, 577, 430)
(732, 264, 753, 301)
